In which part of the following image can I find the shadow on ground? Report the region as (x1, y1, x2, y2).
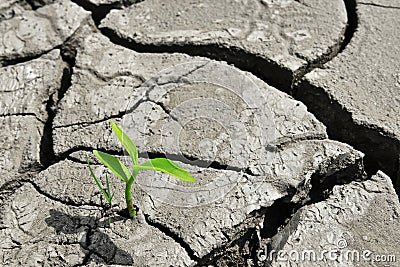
(45, 209, 133, 265)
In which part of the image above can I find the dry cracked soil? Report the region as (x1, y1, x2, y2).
(0, 0, 399, 266)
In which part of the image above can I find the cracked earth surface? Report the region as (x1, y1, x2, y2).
(0, 0, 399, 266)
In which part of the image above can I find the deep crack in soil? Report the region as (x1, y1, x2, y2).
(194, 147, 365, 266)
(70, 0, 143, 25)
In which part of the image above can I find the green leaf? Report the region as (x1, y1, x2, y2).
(93, 150, 131, 182)
(105, 174, 113, 203)
(110, 121, 138, 166)
(86, 157, 112, 204)
(137, 158, 196, 183)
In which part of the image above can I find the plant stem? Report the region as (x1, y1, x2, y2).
(125, 174, 137, 217)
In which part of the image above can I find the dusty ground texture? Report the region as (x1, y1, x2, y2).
(0, 0, 399, 266)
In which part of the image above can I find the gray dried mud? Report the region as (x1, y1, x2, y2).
(0, 0, 399, 266)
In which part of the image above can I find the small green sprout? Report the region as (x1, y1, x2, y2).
(87, 158, 114, 224)
(87, 120, 196, 218)
(87, 159, 114, 205)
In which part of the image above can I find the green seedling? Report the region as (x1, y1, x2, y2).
(87, 120, 196, 218)
(87, 158, 114, 224)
